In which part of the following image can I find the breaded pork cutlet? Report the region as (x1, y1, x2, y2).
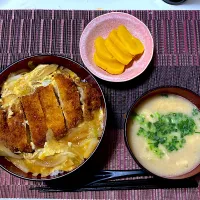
(78, 82, 101, 121)
(21, 92, 48, 148)
(37, 85, 66, 140)
(0, 110, 12, 150)
(54, 74, 83, 129)
(7, 101, 32, 153)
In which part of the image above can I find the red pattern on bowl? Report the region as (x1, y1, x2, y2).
(80, 12, 154, 82)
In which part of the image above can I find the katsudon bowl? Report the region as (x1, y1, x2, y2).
(0, 55, 107, 181)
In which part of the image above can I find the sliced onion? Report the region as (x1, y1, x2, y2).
(28, 64, 58, 82)
(8, 158, 29, 173)
(83, 138, 99, 159)
(0, 143, 22, 159)
(33, 154, 69, 168)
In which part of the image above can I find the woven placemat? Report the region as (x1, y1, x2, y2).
(0, 10, 200, 199)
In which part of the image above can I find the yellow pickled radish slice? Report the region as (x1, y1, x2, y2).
(94, 53, 125, 75)
(117, 25, 144, 56)
(94, 36, 114, 60)
(108, 29, 132, 56)
(94, 53, 106, 71)
(105, 37, 133, 65)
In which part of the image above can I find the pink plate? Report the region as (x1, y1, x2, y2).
(79, 12, 154, 82)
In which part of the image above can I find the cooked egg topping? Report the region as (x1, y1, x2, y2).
(0, 64, 104, 177)
(8, 109, 103, 177)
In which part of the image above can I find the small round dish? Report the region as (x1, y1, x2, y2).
(0, 55, 107, 181)
(125, 86, 200, 179)
(79, 12, 154, 82)
(162, 0, 187, 5)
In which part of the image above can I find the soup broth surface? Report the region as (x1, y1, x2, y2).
(128, 94, 200, 177)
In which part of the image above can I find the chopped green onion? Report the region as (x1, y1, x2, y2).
(133, 112, 197, 158)
(192, 108, 199, 116)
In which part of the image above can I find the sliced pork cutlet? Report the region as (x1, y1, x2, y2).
(7, 101, 32, 153)
(54, 74, 83, 129)
(37, 84, 66, 140)
(21, 92, 48, 148)
(78, 82, 101, 121)
(0, 110, 13, 151)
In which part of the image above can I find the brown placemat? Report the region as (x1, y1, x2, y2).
(0, 10, 200, 199)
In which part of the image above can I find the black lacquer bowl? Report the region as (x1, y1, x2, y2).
(0, 55, 107, 181)
(125, 86, 200, 179)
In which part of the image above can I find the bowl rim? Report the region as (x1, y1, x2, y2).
(124, 85, 200, 179)
(0, 54, 107, 181)
(79, 11, 154, 82)
(162, 0, 187, 5)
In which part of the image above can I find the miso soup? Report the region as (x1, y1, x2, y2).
(127, 94, 200, 177)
